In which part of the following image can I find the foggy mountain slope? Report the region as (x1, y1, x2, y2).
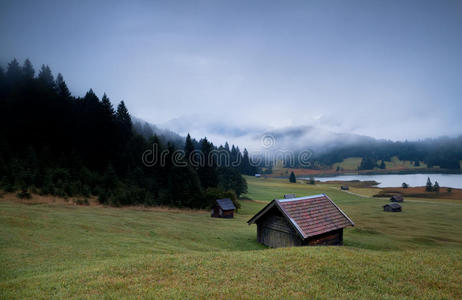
(132, 117, 185, 147)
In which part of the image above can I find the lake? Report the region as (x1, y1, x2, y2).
(308, 173, 462, 188)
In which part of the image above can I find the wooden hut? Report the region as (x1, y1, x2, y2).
(341, 185, 349, 190)
(247, 194, 354, 248)
(390, 195, 403, 202)
(383, 203, 402, 212)
(211, 198, 236, 218)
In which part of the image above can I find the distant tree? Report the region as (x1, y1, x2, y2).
(217, 167, 248, 198)
(336, 166, 340, 172)
(402, 182, 408, 188)
(103, 164, 118, 191)
(447, 187, 452, 193)
(184, 133, 195, 163)
(167, 166, 203, 208)
(197, 138, 218, 188)
(425, 177, 433, 192)
(6, 58, 22, 82)
(433, 181, 440, 192)
(379, 160, 386, 169)
(38, 64, 55, 89)
(359, 156, 377, 170)
(55, 73, 71, 99)
(142, 122, 154, 139)
(414, 160, 420, 167)
(115, 101, 132, 138)
(289, 171, 296, 183)
(22, 59, 35, 79)
(309, 176, 315, 185)
(101, 94, 115, 119)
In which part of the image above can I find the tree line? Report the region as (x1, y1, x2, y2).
(0, 58, 253, 208)
(275, 138, 462, 171)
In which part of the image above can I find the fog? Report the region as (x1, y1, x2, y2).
(2, 0, 462, 149)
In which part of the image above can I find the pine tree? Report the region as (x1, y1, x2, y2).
(55, 73, 71, 99)
(241, 148, 251, 175)
(6, 58, 22, 82)
(425, 177, 433, 192)
(289, 171, 296, 183)
(167, 166, 203, 208)
(101, 94, 115, 119)
(379, 160, 386, 169)
(142, 122, 154, 139)
(38, 65, 55, 89)
(433, 181, 440, 192)
(197, 138, 218, 188)
(116, 101, 132, 137)
(184, 133, 195, 163)
(22, 59, 35, 79)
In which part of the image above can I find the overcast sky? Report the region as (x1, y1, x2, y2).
(2, 0, 462, 147)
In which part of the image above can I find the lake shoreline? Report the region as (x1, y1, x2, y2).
(298, 173, 462, 189)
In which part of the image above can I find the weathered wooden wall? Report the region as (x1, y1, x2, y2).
(256, 207, 302, 248)
(255, 206, 344, 247)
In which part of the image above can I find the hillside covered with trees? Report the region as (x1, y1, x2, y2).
(0, 58, 254, 207)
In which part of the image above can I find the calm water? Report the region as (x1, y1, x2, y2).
(309, 173, 462, 188)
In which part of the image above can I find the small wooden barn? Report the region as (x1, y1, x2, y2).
(341, 185, 349, 190)
(211, 198, 236, 218)
(247, 194, 354, 248)
(390, 195, 403, 202)
(384, 203, 402, 212)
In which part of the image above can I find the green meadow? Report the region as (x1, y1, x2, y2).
(1, 176, 461, 299)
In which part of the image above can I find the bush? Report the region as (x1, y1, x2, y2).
(74, 198, 89, 205)
(17, 188, 31, 199)
(97, 189, 110, 204)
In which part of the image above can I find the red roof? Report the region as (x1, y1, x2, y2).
(248, 194, 354, 239)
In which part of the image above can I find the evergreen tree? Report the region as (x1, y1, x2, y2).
(55, 73, 71, 99)
(22, 59, 35, 79)
(197, 138, 218, 188)
(6, 58, 22, 82)
(38, 65, 55, 89)
(289, 171, 296, 183)
(379, 160, 386, 169)
(142, 122, 154, 139)
(116, 101, 132, 138)
(101, 94, 115, 119)
(433, 181, 440, 192)
(167, 166, 203, 207)
(184, 133, 195, 163)
(217, 167, 248, 197)
(425, 177, 433, 192)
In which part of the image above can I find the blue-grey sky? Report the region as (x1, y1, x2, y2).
(2, 0, 462, 147)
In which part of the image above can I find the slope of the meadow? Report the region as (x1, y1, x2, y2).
(1, 176, 461, 299)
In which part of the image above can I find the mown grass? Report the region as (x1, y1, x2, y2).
(1, 176, 461, 299)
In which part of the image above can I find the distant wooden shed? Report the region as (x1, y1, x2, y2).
(341, 185, 349, 190)
(383, 203, 402, 212)
(211, 198, 236, 218)
(390, 195, 403, 202)
(247, 194, 354, 248)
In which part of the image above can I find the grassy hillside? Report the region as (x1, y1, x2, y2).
(1, 177, 462, 299)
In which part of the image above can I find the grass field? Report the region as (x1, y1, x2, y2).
(1, 176, 462, 299)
